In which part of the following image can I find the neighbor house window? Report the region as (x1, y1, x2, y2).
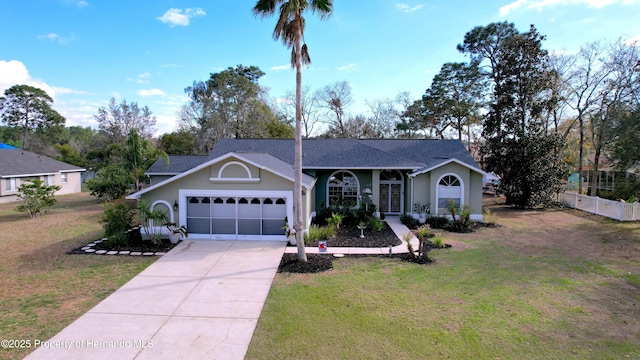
(5, 178, 17, 191)
(44, 175, 54, 186)
(327, 171, 359, 208)
(61, 173, 68, 184)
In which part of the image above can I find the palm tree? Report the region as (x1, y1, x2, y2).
(254, 0, 333, 262)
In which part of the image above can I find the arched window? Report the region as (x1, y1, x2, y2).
(437, 174, 463, 213)
(327, 171, 359, 208)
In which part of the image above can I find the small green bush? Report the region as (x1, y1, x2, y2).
(431, 236, 445, 248)
(106, 232, 128, 249)
(304, 225, 335, 245)
(400, 213, 420, 228)
(414, 224, 431, 240)
(368, 217, 386, 232)
(101, 202, 135, 237)
(327, 212, 344, 230)
(483, 208, 498, 226)
(424, 216, 449, 229)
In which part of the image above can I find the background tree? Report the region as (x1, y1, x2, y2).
(365, 97, 398, 138)
(422, 62, 486, 144)
(0, 84, 65, 150)
(159, 130, 198, 155)
(15, 179, 61, 218)
(277, 85, 320, 138)
(181, 65, 280, 151)
(95, 98, 157, 144)
(459, 22, 564, 207)
(587, 39, 639, 196)
(254, 0, 333, 262)
(561, 42, 611, 193)
(85, 164, 132, 201)
(316, 80, 352, 137)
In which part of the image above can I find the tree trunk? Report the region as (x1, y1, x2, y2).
(577, 116, 584, 194)
(294, 22, 307, 262)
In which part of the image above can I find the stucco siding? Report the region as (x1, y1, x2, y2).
(469, 171, 483, 215)
(411, 173, 431, 214)
(139, 158, 298, 230)
(57, 172, 83, 195)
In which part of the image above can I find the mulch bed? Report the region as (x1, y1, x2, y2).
(296, 222, 402, 248)
(277, 252, 437, 274)
(68, 228, 179, 255)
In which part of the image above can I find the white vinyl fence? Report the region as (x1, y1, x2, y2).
(559, 192, 640, 221)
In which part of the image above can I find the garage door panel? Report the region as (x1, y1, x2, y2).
(262, 219, 284, 235)
(238, 219, 261, 235)
(187, 218, 210, 234)
(212, 218, 236, 234)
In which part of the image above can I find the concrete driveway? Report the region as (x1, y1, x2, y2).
(25, 240, 286, 360)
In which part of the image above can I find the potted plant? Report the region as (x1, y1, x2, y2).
(165, 222, 188, 244)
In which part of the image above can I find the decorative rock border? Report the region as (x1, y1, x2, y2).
(79, 238, 167, 257)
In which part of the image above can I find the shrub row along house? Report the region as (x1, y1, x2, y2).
(0, 144, 85, 204)
(127, 139, 486, 241)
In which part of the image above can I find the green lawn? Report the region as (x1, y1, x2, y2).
(0, 193, 155, 360)
(247, 207, 640, 360)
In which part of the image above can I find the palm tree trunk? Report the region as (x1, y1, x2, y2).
(294, 22, 307, 262)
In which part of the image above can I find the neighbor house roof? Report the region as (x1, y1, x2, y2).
(0, 148, 85, 177)
(147, 138, 484, 175)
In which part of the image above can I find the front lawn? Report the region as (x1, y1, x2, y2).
(247, 205, 640, 359)
(0, 193, 155, 360)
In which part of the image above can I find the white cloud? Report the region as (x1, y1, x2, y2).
(127, 71, 152, 84)
(499, 0, 636, 16)
(625, 34, 640, 45)
(395, 3, 424, 12)
(271, 64, 290, 71)
(38, 32, 74, 44)
(157, 8, 206, 27)
(137, 88, 167, 97)
(275, 97, 293, 104)
(336, 63, 358, 72)
(0, 60, 56, 98)
(62, 0, 88, 8)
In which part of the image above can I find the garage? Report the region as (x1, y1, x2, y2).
(181, 190, 292, 240)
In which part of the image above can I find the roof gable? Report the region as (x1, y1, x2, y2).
(128, 152, 315, 199)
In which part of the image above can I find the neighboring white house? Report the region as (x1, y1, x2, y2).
(0, 145, 85, 204)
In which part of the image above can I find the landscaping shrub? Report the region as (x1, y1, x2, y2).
(400, 213, 420, 228)
(424, 215, 449, 229)
(368, 216, 386, 232)
(304, 225, 335, 245)
(106, 232, 128, 249)
(483, 208, 498, 226)
(355, 202, 377, 224)
(15, 179, 61, 218)
(327, 212, 344, 230)
(431, 236, 445, 248)
(101, 202, 135, 237)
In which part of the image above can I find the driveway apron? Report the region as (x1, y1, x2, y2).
(25, 240, 286, 360)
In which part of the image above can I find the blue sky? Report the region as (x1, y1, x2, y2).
(1, 0, 639, 136)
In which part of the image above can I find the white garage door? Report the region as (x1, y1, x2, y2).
(185, 195, 288, 240)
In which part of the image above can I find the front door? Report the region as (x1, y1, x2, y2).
(380, 182, 402, 214)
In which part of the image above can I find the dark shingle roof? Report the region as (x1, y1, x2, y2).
(146, 155, 209, 174)
(0, 148, 84, 177)
(145, 138, 483, 174)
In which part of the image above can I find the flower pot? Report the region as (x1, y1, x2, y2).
(168, 232, 181, 244)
